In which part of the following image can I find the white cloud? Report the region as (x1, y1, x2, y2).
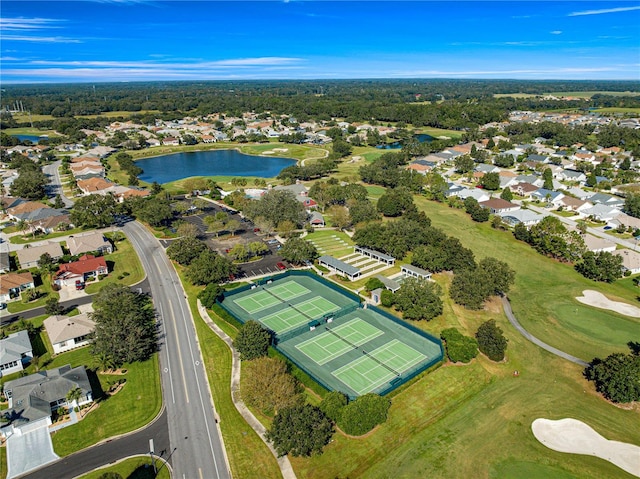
(27, 57, 302, 68)
(550, 31, 562, 35)
(568, 6, 640, 17)
(1, 35, 81, 43)
(390, 67, 619, 77)
(0, 17, 64, 31)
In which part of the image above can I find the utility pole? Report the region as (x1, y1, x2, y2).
(149, 438, 157, 473)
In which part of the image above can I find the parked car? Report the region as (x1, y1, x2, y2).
(75, 280, 85, 291)
(267, 239, 280, 245)
(276, 262, 287, 271)
(253, 228, 261, 233)
(0, 302, 6, 310)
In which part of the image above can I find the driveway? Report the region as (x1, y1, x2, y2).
(6, 422, 59, 479)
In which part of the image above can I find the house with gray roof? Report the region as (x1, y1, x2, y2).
(44, 314, 96, 354)
(3, 365, 93, 428)
(583, 234, 616, 253)
(581, 203, 621, 222)
(557, 169, 587, 183)
(0, 250, 10, 274)
(375, 275, 401, 293)
(0, 331, 32, 377)
(531, 189, 565, 206)
(587, 193, 625, 209)
(497, 209, 546, 227)
(401, 264, 432, 280)
(66, 231, 113, 257)
(16, 242, 63, 269)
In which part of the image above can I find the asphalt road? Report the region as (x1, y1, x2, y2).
(0, 279, 150, 327)
(123, 221, 231, 479)
(25, 409, 170, 479)
(42, 160, 74, 208)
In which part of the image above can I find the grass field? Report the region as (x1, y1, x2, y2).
(77, 456, 170, 479)
(592, 107, 640, 114)
(413, 196, 640, 361)
(493, 91, 640, 99)
(3, 126, 59, 136)
(305, 230, 354, 259)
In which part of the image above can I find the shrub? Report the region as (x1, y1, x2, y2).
(440, 328, 478, 363)
(233, 320, 271, 360)
(380, 289, 394, 307)
(365, 277, 385, 292)
(338, 393, 391, 436)
(319, 391, 348, 422)
(476, 320, 508, 362)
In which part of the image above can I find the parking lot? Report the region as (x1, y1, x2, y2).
(171, 198, 289, 279)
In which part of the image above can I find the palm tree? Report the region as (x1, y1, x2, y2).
(66, 387, 83, 407)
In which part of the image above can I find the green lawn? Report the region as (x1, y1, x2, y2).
(52, 354, 162, 456)
(76, 455, 170, 479)
(6, 276, 59, 314)
(178, 273, 282, 479)
(413, 196, 640, 361)
(85, 236, 146, 294)
(305, 230, 355, 259)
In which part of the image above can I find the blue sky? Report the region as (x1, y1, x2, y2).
(1, 1, 639, 83)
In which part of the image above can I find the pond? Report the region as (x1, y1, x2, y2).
(11, 134, 45, 143)
(137, 149, 297, 184)
(375, 133, 434, 150)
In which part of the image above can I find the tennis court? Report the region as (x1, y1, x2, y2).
(233, 280, 310, 314)
(296, 318, 384, 365)
(220, 271, 443, 398)
(332, 339, 427, 395)
(259, 297, 340, 335)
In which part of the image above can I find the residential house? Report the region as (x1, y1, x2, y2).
(54, 254, 108, 287)
(479, 198, 520, 214)
(162, 137, 180, 146)
(44, 314, 96, 355)
(77, 177, 114, 195)
(514, 175, 544, 188)
(16, 242, 63, 269)
(309, 211, 325, 227)
(0, 272, 34, 303)
(3, 365, 93, 429)
(273, 183, 317, 209)
(564, 186, 592, 200)
(443, 183, 466, 198)
(587, 193, 625, 209)
(497, 209, 545, 227)
(613, 249, 640, 275)
(558, 196, 591, 213)
(610, 213, 640, 231)
(531, 189, 565, 207)
(6, 201, 52, 222)
(458, 188, 491, 203)
(475, 164, 500, 174)
(66, 232, 113, 257)
(510, 182, 539, 197)
(0, 250, 10, 274)
(557, 169, 587, 183)
(526, 154, 550, 164)
(581, 203, 621, 222)
(0, 331, 32, 377)
(583, 234, 616, 253)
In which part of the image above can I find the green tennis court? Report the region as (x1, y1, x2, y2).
(261, 307, 311, 334)
(266, 280, 310, 301)
(234, 290, 282, 314)
(332, 339, 427, 396)
(258, 296, 340, 335)
(233, 280, 311, 314)
(295, 296, 340, 319)
(296, 318, 384, 365)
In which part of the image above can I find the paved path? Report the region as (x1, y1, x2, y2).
(502, 296, 590, 368)
(198, 301, 296, 479)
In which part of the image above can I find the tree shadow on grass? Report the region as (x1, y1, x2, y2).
(127, 465, 159, 479)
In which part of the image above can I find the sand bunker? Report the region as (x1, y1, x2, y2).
(575, 290, 640, 318)
(532, 418, 640, 477)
